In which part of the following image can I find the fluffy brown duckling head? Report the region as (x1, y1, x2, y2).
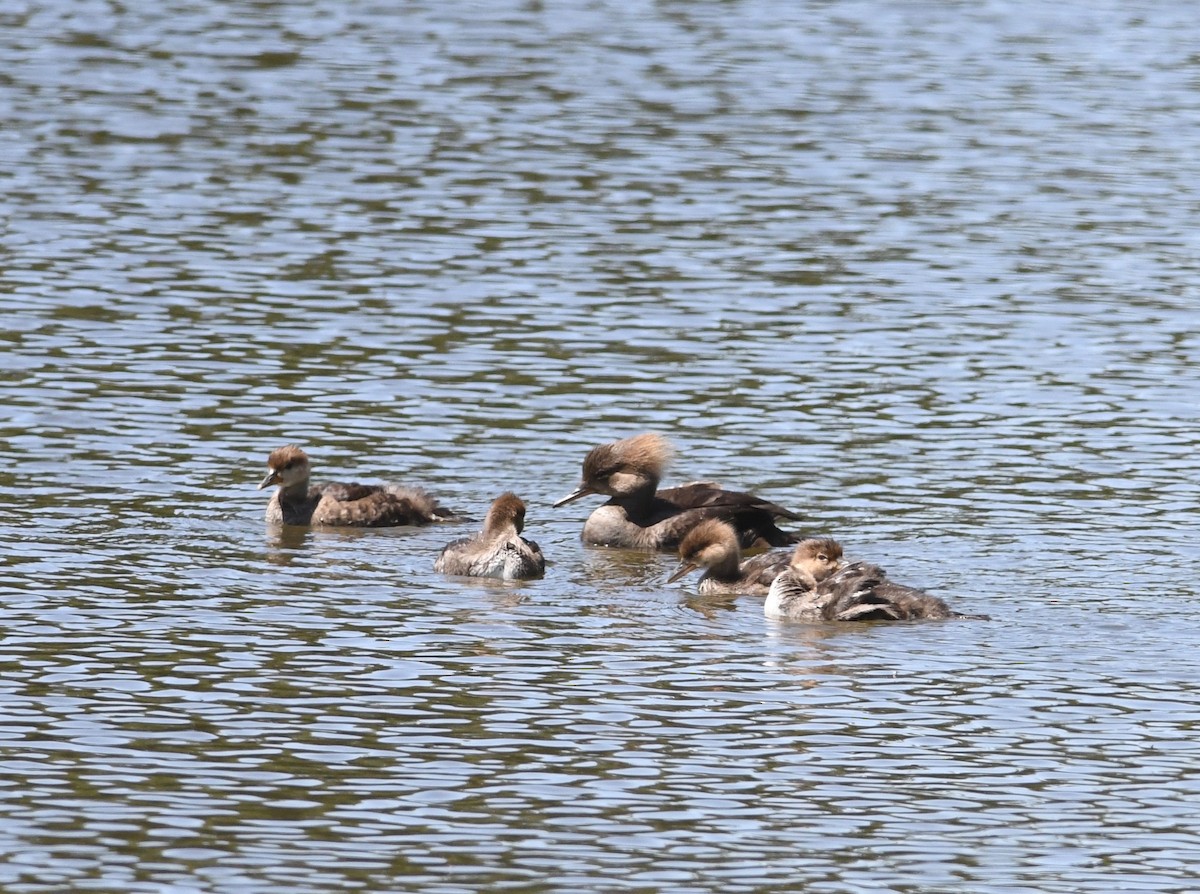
(258, 445, 311, 490)
(788, 537, 844, 583)
(482, 491, 527, 536)
(667, 518, 740, 583)
(555, 433, 675, 506)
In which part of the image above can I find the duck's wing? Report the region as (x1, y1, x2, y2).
(433, 535, 478, 574)
(520, 536, 545, 566)
(873, 582, 952, 619)
(311, 482, 445, 527)
(738, 548, 794, 589)
(768, 566, 891, 622)
(658, 482, 803, 548)
(382, 484, 462, 522)
(822, 562, 887, 594)
(822, 564, 960, 621)
(765, 568, 824, 620)
(662, 482, 802, 520)
(319, 482, 380, 503)
(819, 563, 895, 621)
(512, 536, 547, 578)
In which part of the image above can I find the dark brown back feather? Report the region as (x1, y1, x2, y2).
(822, 562, 960, 621)
(658, 482, 802, 548)
(312, 482, 449, 527)
(738, 548, 794, 589)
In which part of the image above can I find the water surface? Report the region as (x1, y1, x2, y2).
(3, 1, 1200, 891)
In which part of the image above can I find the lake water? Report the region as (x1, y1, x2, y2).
(3, 0, 1200, 891)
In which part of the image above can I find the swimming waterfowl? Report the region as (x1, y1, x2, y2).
(765, 538, 986, 622)
(257, 445, 457, 527)
(434, 492, 545, 580)
(667, 518, 795, 595)
(555, 433, 802, 551)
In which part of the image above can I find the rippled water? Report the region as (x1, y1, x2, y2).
(3, 0, 1200, 891)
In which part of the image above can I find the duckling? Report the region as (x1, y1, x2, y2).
(434, 492, 545, 580)
(765, 539, 986, 622)
(555, 433, 802, 551)
(257, 445, 457, 527)
(667, 518, 794, 595)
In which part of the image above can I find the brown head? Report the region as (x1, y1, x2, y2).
(788, 537, 843, 582)
(554, 433, 675, 506)
(667, 518, 740, 583)
(258, 445, 311, 490)
(482, 491, 527, 536)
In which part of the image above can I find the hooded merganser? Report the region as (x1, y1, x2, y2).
(554, 433, 802, 551)
(765, 539, 986, 622)
(667, 518, 794, 596)
(434, 492, 545, 580)
(257, 445, 457, 527)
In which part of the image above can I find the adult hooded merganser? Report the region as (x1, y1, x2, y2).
(765, 539, 987, 622)
(434, 492, 545, 580)
(554, 433, 802, 551)
(667, 518, 794, 596)
(257, 445, 457, 527)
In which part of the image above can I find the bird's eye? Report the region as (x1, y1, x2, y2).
(817, 553, 828, 561)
